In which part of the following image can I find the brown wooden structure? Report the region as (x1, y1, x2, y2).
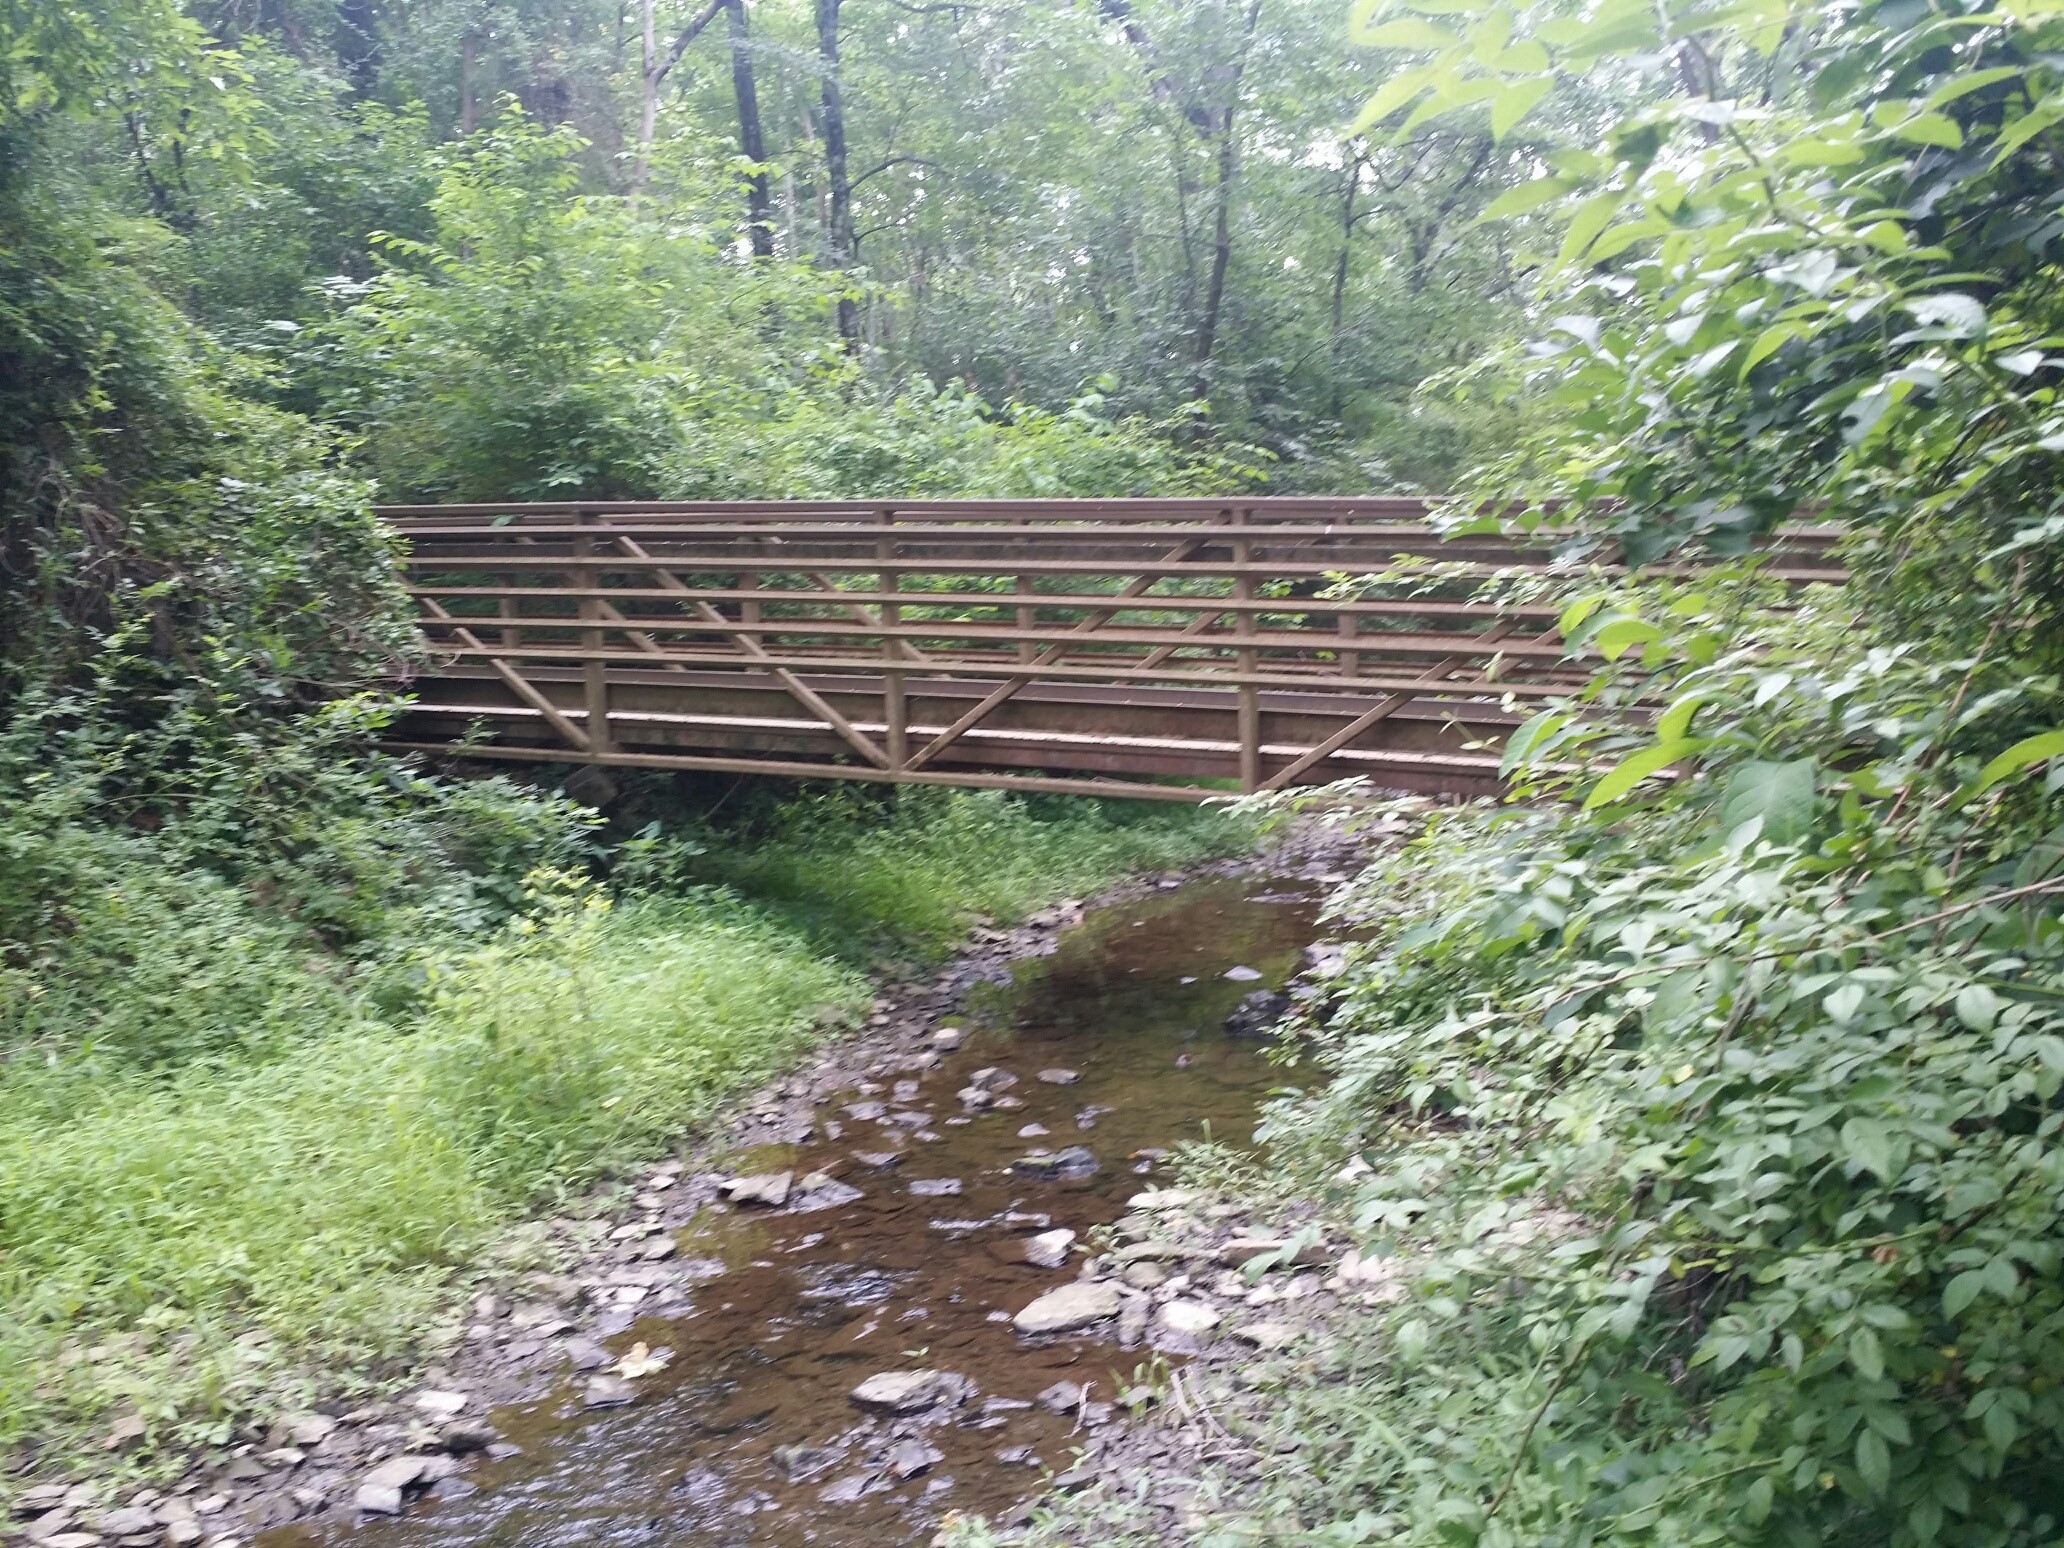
(378, 499, 1842, 802)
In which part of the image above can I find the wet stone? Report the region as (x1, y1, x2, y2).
(1035, 1381, 1084, 1414)
(1010, 1146, 1097, 1180)
(791, 1178, 865, 1211)
(1014, 1280, 1123, 1334)
(1236, 1319, 1302, 1351)
(772, 1445, 842, 1483)
(581, 1375, 636, 1408)
(1225, 988, 1290, 1039)
(885, 1440, 943, 1480)
(849, 1370, 970, 1414)
(441, 1419, 499, 1453)
(1117, 1297, 1151, 1349)
(720, 1171, 793, 1208)
(91, 1507, 157, 1537)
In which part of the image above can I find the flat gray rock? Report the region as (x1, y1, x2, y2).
(886, 1439, 944, 1479)
(1013, 1280, 1123, 1335)
(582, 1374, 635, 1407)
(1023, 1228, 1075, 1268)
(850, 1369, 969, 1414)
(721, 1171, 793, 1207)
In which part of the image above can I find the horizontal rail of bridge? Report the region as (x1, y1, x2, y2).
(378, 498, 1844, 802)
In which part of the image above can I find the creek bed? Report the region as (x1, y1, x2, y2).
(277, 872, 1320, 1548)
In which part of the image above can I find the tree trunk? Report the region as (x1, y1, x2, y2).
(726, 0, 774, 257)
(459, 33, 478, 133)
(1190, 0, 1265, 403)
(337, 0, 379, 96)
(637, 0, 659, 183)
(635, 0, 724, 191)
(816, 0, 859, 347)
(1329, 153, 1360, 419)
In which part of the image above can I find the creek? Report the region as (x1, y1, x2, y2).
(279, 871, 1321, 1547)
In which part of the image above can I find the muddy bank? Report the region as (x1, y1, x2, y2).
(6, 827, 1373, 1548)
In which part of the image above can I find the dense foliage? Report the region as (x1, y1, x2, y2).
(1136, 1, 2064, 1546)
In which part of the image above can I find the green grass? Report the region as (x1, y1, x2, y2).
(685, 786, 1252, 960)
(0, 889, 864, 1459)
(0, 785, 1251, 1468)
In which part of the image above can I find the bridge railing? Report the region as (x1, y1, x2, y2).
(376, 499, 1843, 801)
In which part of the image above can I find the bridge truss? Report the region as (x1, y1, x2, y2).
(378, 499, 1840, 802)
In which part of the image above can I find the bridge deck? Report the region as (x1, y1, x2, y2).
(379, 499, 1841, 800)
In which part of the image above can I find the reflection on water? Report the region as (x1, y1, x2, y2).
(278, 876, 1318, 1548)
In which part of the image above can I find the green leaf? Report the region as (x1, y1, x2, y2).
(1500, 710, 1566, 775)
(1856, 1429, 1891, 1495)
(1350, 68, 1435, 134)
(1738, 321, 1800, 379)
(1715, 759, 1816, 844)
(1556, 593, 1606, 637)
(1557, 190, 1624, 268)
(1840, 1116, 1899, 1181)
(1991, 92, 2064, 164)
(1582, 739, 1700, 810)
(1893, 111, 1963, 148)
(1591, 617, 1659, 660)
(1943, 1270, 1986, 1318)
(1925, 66, 2023, 109)
(1849, 1326, 1885, 1381)
(1478, 175, 1570, 221)
(1490, 77, 1552, 141)
(1744, 1476, 1774, 1524)
(1655, 692, 1708, 744)
(1971, 728, 2064, 795)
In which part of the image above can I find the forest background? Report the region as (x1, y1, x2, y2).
(7, 0, 2064, 1544)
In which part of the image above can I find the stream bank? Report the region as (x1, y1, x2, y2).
(8, 823, 1376, 1548)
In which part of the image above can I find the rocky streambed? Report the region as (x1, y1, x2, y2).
(10, 843, 1376, 1548)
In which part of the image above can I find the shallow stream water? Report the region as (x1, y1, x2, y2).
(283, 873, 1319, 1548)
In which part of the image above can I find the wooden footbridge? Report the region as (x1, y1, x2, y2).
(378, 499, 1841, 802)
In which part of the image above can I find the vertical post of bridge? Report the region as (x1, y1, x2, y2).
(575, 508, 611, 757)
(878, 506, 906, 769)
(1233, 504, 1260, 791)
(1015, 509, 1035, 665)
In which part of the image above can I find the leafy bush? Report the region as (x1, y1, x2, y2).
(1154, 1, 2064, 1544)
(655, 375, 1268, 500)
(1240, 576, 2064, 1546)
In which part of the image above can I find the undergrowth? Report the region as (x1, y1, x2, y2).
(680, 785, 1252, 961)
(0, 741, 1241, 1471)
